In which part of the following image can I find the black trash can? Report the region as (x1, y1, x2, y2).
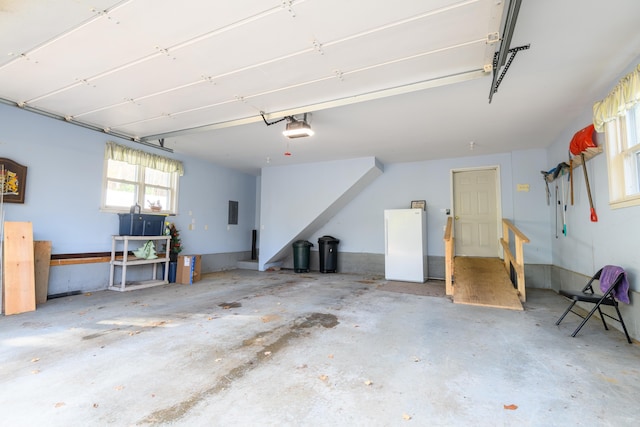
(293, 240, 313, 273)
(318, 235, 340, 273)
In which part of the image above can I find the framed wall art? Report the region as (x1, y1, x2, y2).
(1, 158, 28, 204)
(410, 200, 426, 210)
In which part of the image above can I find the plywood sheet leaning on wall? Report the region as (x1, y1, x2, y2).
(3, 222, 36, 315)
(34, 241, 52, 305)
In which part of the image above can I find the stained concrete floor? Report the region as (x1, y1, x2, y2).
(1, 270, 639, 426)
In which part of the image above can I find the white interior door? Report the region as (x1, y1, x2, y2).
(453, 168, 499, 257)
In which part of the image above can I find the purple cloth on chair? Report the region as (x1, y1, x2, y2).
(600, 265, 630, 304)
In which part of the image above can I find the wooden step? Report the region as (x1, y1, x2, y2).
(453, 257, 523, 311)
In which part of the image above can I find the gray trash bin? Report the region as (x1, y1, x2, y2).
(293, 240, 313, 273)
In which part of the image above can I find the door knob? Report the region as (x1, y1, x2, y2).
(455, 215, 460, 220)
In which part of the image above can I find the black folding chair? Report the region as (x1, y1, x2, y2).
(555, 268, 632, 343)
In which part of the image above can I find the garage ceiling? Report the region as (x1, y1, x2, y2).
(2, 0, 640, 174)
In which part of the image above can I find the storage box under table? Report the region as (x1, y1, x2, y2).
(177, 255, 201, 285)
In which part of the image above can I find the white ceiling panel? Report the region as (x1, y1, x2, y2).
(245, 44, 486, 114)
(290, 0, 473, 42)
(0, 0, 119, 63)
(27, 54, 194, 116)
(336, 44, 487, 90)
(105, 0, 280, 50)
(0, 58, 64, 102)
(222, 52, 337, 98)
(1, 0, 503, 134)
(109, 79, 240, 121)
(316, 0, 494, 58)
(22, 16, 157, 82)
(80, 100, 168, 130)
(236, 44, 483, 106)
(2, 0, 639, 175)
(114, 101, 256, 136)
(170, 10, 318, 76)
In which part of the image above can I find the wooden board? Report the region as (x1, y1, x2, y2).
(34, 240, 52, 304)
(3, 222, 36, 315)
(50, 256, 111, 266)
(453, 257, 523, 311)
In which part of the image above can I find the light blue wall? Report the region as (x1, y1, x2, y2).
(1, 101, 565, 291)
(1, 103, 256, 289)
(545, 58, 640, 291)
(511, 149, 553, 265)
(259, 157, 382, 270)
(4, 56, 636, 298)
(179, 154, 256, 255)
(310, 149, 551, 265)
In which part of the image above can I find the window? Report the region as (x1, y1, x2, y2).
(593, 64, 640, 209)
(604, 104, 640, 208)
(101, 142, 183, 213)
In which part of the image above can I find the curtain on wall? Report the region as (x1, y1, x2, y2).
(593, 64, 640, 132)
(105, 141, 184, 176)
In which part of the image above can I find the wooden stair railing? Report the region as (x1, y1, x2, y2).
(500, 219, 530, 302)
(443, 216, 454, 296)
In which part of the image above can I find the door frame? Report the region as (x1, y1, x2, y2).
(450, 165, 503, 258)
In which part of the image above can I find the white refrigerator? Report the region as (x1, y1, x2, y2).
(384, 209, 427, 283)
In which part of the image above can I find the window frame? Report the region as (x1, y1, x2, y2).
(605, 103, 640, 209)
(101, 157, 180, 214)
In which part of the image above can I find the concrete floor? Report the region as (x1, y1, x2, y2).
(1, 270, 639, 426)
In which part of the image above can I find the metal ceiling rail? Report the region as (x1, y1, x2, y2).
(0, 96, 172, 152)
